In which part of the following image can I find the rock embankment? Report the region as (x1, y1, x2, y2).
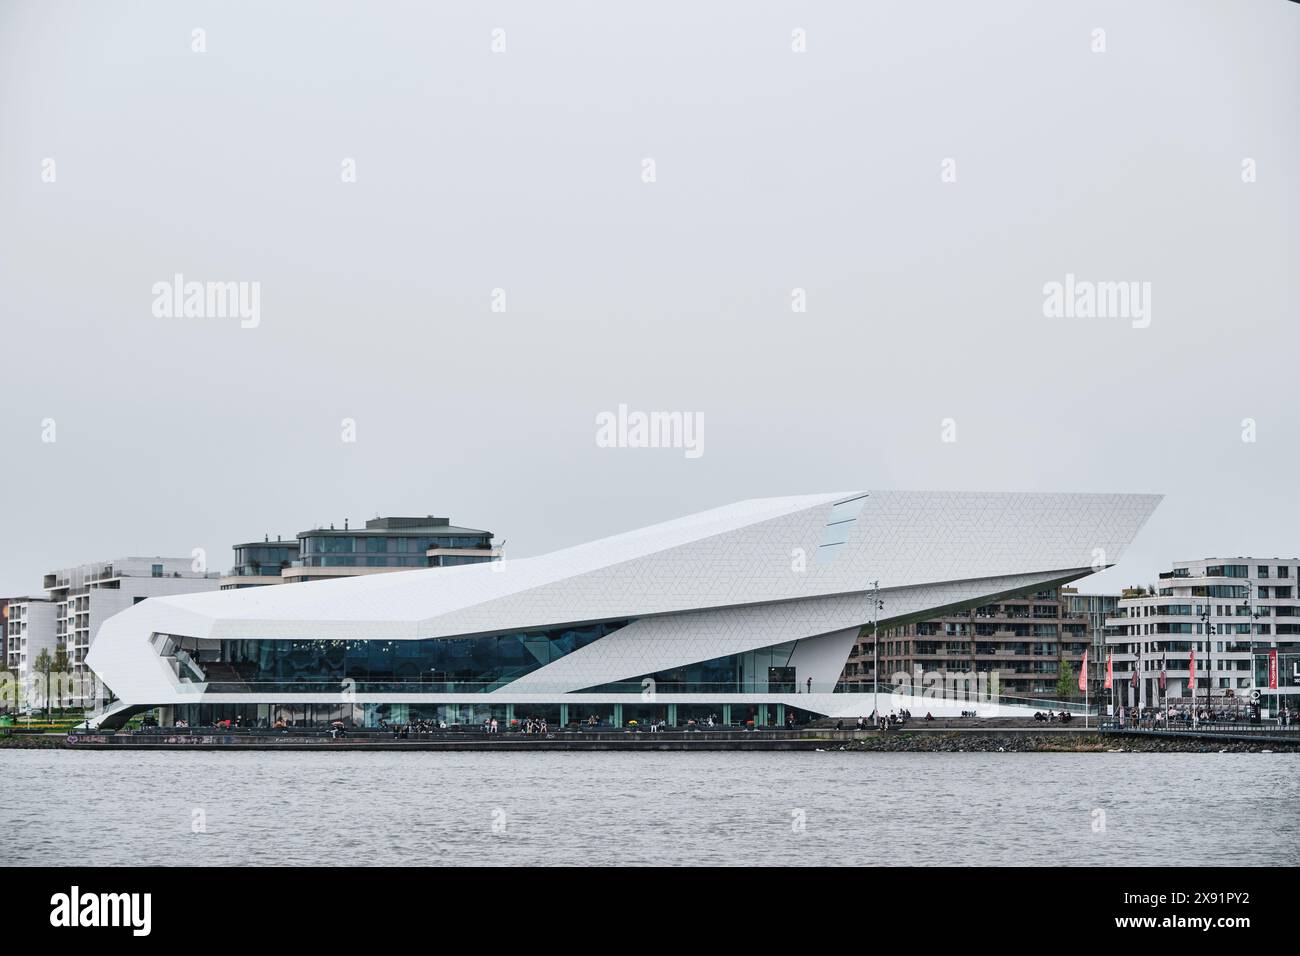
(0, 733, 68, 749)
(842, 732, 1297, 753)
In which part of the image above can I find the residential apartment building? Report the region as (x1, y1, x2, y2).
(221, 515, 498, 589)
(220, 537, 300, 589)
(42, 557, 220, 702)
(4, 596, 57, 682)
(839, 585, 1102, 700)
(1105, 558, 1300, 713)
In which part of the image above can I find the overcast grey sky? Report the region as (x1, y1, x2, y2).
(0, 0, 1296, 596)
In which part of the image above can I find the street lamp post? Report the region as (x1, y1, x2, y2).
(1199, 608, 1216, 723)
(870, 580, 883, 721)
(1240, 580, 1265, 722)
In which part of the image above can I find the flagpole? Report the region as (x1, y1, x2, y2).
(1082, 648, 1089, 730)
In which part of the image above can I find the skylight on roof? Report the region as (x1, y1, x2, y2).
(816, 494, 867, 564)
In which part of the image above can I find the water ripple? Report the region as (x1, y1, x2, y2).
(1, 750, 1296, 866)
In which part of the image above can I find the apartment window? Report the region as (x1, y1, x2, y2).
(151, 564, 163, 578)
(1207, 565, 1248, 578)
(1257, 566, 1270, 578)
(1278, 566, 1290, 579)
(1207, 585, 1247, 599)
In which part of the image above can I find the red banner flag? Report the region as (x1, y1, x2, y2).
(1078, 649, 1088, 693)
(1104, 651, 1113, 690)
(1269, 649, 1279, 690)
(1131, 666, 1138, 690)
(1189, 648, 1196, 691)
(1159, 665, 1166, 692)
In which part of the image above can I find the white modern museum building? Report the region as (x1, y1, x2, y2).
(85, 490, 1161, 729)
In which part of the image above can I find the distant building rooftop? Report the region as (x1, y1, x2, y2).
(301, 516, 492, 537)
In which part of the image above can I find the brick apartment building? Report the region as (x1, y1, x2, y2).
(839, 585, 1115, 701)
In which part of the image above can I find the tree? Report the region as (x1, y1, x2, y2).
(1056, 660, 1076, 701)
(33, 649, 53, 716)
(52, 647, 70, 715)
(0, 655, 12, 717)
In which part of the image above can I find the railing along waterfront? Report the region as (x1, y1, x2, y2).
(190, 677, 1089, 712)
(1099, 717, 1300, 740)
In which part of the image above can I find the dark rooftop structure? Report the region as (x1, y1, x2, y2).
(302, 516, 493, 537)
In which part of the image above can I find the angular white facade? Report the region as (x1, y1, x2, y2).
(86, 491, 1160, 727)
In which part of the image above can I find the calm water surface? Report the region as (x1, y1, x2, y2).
(3, 750, 1296, 866)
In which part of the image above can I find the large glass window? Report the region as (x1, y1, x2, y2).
(196, 620, 628, 692)
(579, 640, 801, 694)
(233, 544, 297, 576)
(1207, 565, 1249, 578)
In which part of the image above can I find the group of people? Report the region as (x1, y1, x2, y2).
(375, 716, 557, 736)
(1033, 710, 1073, 723)
(1139, 704, 1290, 728)
(854, 710, 910, 731)
(381, 718, 448, 738)
(182, 716, 244, 730)
(168, 714, 287, 730)
(682, 716, 719, 730)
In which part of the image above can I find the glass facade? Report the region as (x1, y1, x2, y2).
(433, 554, 493, 567)
(190, 620, 628, 692)
(164, 700, 828, 729)
(1206, 565, 1249, 578)
(581, 640, 800, 694)
(297, 532, 493, 568)
(1254, 651, 1300, 689)
(231, 543, 299, 577)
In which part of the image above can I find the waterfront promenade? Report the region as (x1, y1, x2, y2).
(35, 718, 1295, 752)
(63, 727, 832, 751)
